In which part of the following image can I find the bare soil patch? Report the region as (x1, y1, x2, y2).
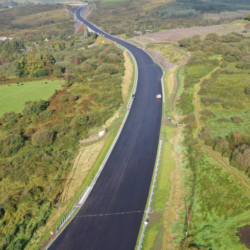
(237, 225, 250, 249)
(148, 212, 162, 228)
(61, 140, 105, 201)
(135, 24, 250, 43)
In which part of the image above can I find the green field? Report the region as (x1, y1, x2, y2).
(0, 80, 62, 116)
(100, 0, 129, 4)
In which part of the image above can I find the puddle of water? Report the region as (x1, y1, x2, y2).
(237, 225, 250, 249)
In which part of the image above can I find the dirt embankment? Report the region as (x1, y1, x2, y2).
(61, 140, 105, 201)
(167, 65, 178, 95)
(146, 48, 176, 70)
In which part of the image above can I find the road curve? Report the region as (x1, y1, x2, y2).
(49, 7, 163, 250)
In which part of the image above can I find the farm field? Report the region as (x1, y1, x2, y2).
(0, 79, 62, 116)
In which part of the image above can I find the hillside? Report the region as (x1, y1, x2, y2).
(88, 0, 250, 37)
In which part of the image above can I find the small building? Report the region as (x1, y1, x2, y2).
(0, 37, 7, 41)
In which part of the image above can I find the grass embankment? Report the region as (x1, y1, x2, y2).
(34, 47, 135, 249)
(141, 127, 177, 250)
(138, 46, 186, 249)
(94, 36, 114, 45)
(0, 79, 61, 116)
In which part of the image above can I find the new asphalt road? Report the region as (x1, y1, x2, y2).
(49, 7, 163, 250)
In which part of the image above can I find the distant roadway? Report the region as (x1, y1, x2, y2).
(49, 7, 163, 250)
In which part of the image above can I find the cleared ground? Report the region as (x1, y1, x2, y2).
(134, 22, 250, 43)
(0, 79, 62, 116)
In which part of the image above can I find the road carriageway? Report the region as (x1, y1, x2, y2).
(49, 6, 163, 250)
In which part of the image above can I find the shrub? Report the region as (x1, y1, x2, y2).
(231, 145, 250, 171)
(198, 87, 208, 95)
(80, 63, 93, 72)
(245, 86, 250, 95)
(216, 117, 231, 123)
(236, 56, 250, 69)
(205, 33, 219, 42)
(213, 138, 229, 153)
(96, 64, 119, 74)
(205, 138, 216, 148)
(32, 130, 54, 147)
(245, 13, 250, 21)
(0, 134, 24, 156)
(23, 100, 49, 119)
(182, 113, 196, 125)
(222, 100, 244, 109)
(200, 126, 211, 141)
(232, 115, 243, 123)
(178, 38, 192, 48)
(211, 69, 221, 78)
(69, 95, 78, 101)
(36, 68, 48, 77)
(220, 62, 228, 68)
(187, 55, 203, 65)
(200, 109, 216, 118)
(60, 94, 69, 102)
(201, 96, 219, 106)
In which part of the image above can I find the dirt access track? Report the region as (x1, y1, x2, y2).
(134, 24, 250, 43)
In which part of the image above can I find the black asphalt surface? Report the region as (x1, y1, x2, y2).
(49, 7, 163, 250)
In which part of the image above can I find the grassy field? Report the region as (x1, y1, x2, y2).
(0, 80, 62, 116)
(142, 127, 176, 249)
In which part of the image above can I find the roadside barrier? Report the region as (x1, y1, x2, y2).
(137, 139, 163, 250)
(45, 186, 88, 249)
